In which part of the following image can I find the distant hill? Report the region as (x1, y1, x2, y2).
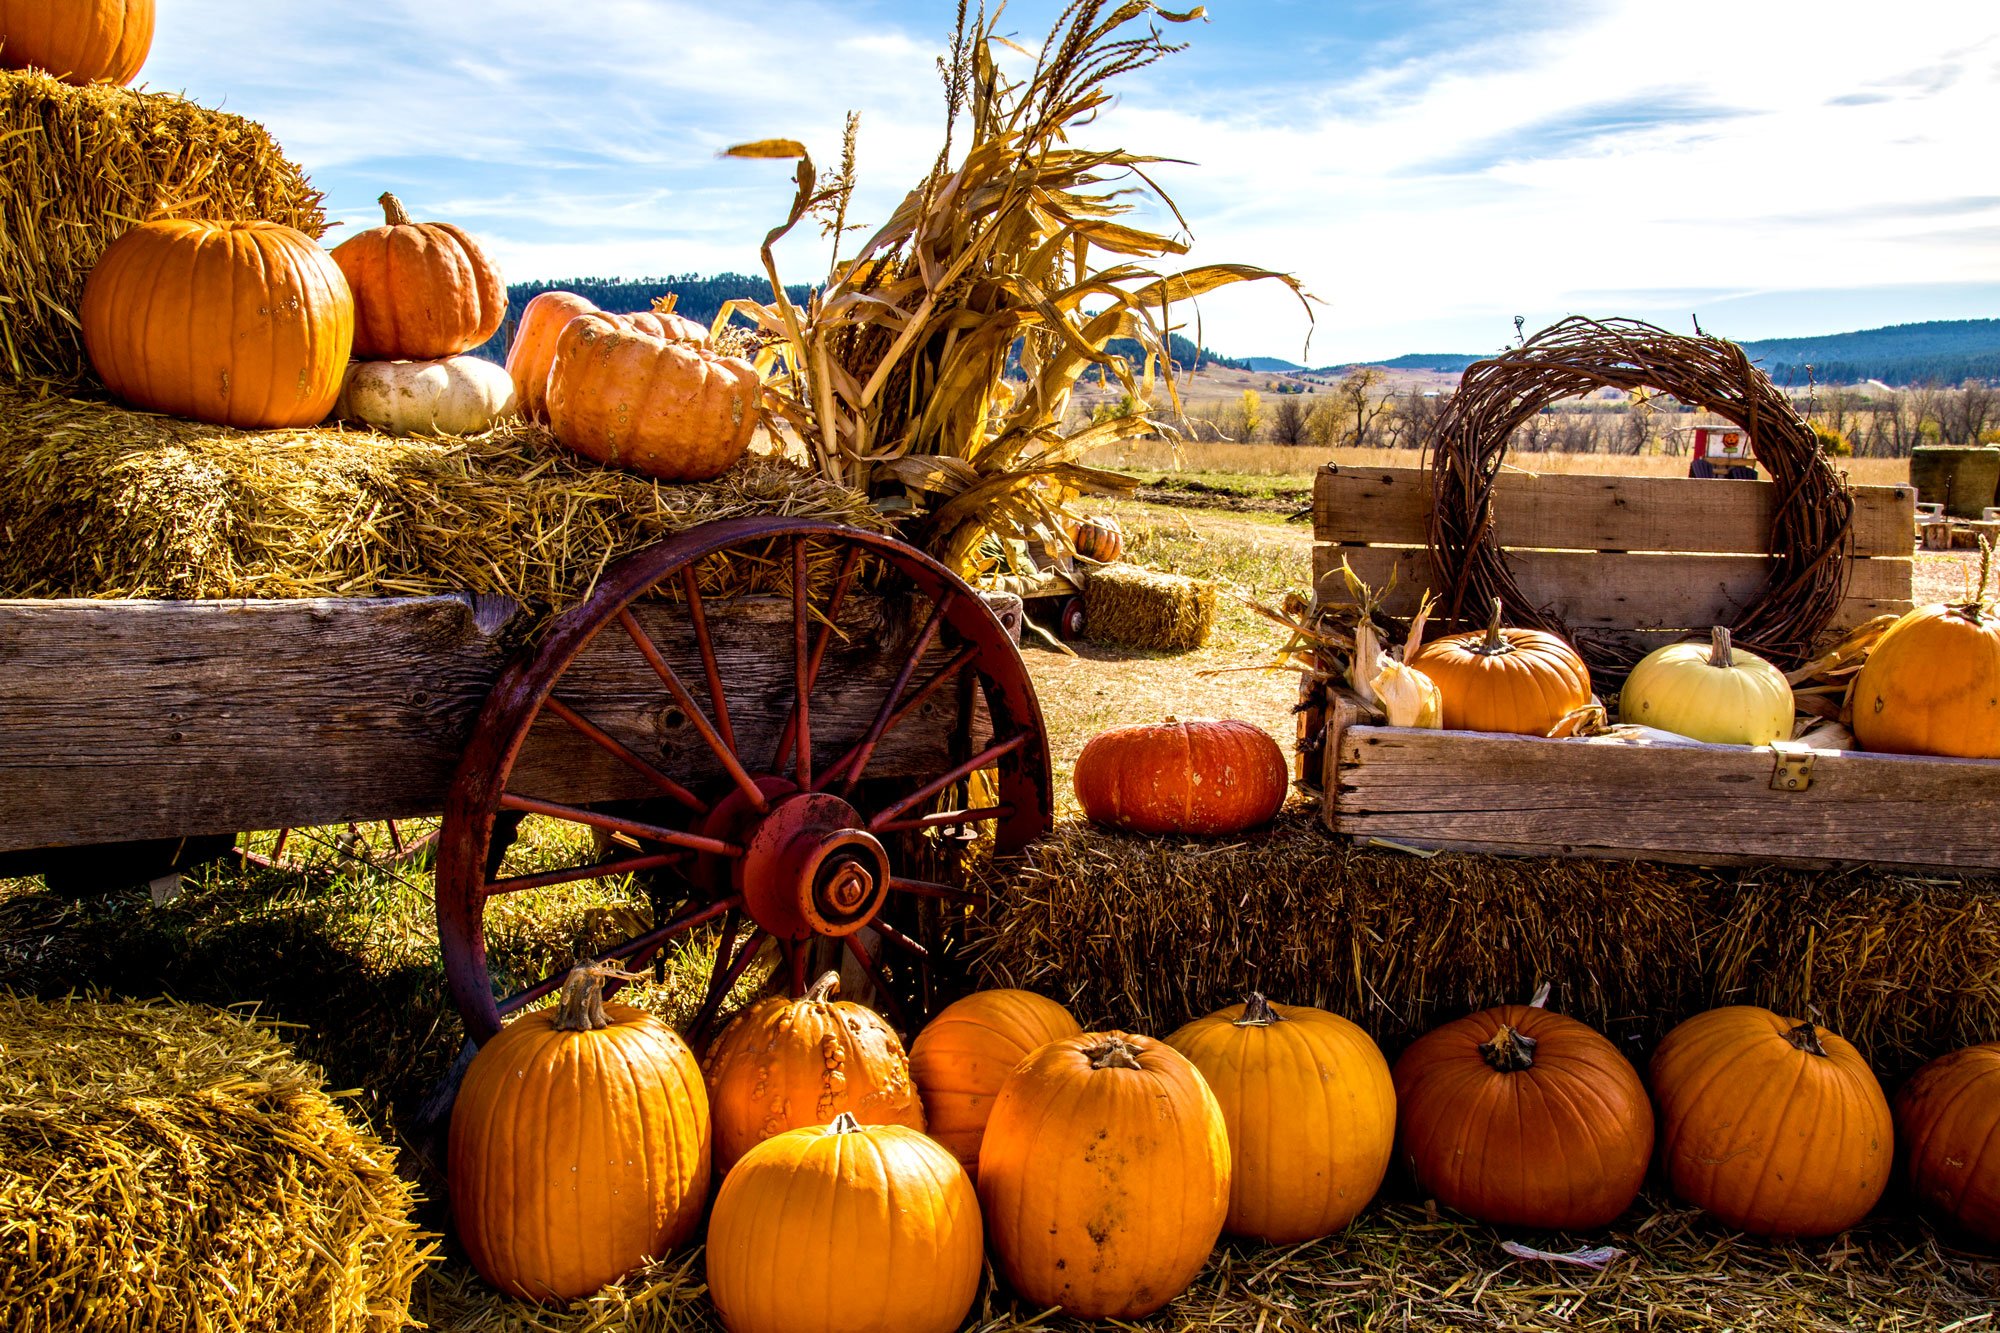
(1240, 355, 1306, 373)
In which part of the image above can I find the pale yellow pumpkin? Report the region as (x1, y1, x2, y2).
(335, 355, 520, 436)
(1619, 626, 1795, 745)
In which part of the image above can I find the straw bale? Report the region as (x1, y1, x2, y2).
(971, 812, 2000, 1078)
(0, 69, 327, 384)
(1084, 560, 1216, 651)
(0, 992, 434, 1333)
(0, 385, 886, 608)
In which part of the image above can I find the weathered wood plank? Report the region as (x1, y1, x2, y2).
(1313, 466, 1914, 558)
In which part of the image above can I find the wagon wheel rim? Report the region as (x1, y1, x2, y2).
(436, 516, 1053, 1046)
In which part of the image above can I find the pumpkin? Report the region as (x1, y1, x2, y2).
(1392, 998, 1652, 1230)
(1166, 993, 1395, 1242)
(1619, 625, 1795, 745)
(0, 0, 152, 85)
(1650, 1005, 1892, 1236)
(1851, 552, 2000, 757)
(1073, 716, 1288, 835)
(505, 291, 597, 421)
(622, 296, 711, 345)
(335, 354, 519, 437)
(546, 311, 760, 482)
(80, 219, 353, 429)
(1894, 1042, 2000, 1244)
(330, 193, 507, 360)
(449, 965, 710, 1303)
(706, 1112, 983, 1333)
(978, 1031, 1229, 1319)
(702, 972, 924, 1173)
(1412, 598, 1592, 735)
(1071, 514, 1124, 562)
(907, 988, 1082, 1178)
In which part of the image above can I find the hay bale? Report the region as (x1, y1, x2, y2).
(0, 385, 885, 608)
(1083, 561, 1215, 650)
(971, 813, 2000, 1078)
(0, 993, 433, 1332)
(0, 70, 326, 384)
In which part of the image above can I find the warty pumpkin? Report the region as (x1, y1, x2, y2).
(0, 0, 152, 85)
(335, 354, 519, 437)
(1166, 993, 1395, 1242)
(1851, 549, 2000, 758)
(702, 972, 924, 1173)
(1392, 995, 1653, 1230)
(1650, 1005, 1892, 1237)
(978, 1031, 1229, 1319)
(1412, 598, 1592, 735)
(546, 310, 760, 482)
(907, 988, 1082, 1179)
(706, 1113, 984, 1333)
(1073, 716, 1288, 835)
(449, 965, 710, 1303)
(1619, 625, 1794, 745)
(330, 193, 507, 360)
(1894, 1042, 2000, 1244)
(81, 219, 353, 429)
(1070, 514, 1124, 562)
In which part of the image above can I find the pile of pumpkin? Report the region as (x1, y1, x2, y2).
(449, 964, 2000, 1329)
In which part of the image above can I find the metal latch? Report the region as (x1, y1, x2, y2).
(1770, 749, 1815, 793)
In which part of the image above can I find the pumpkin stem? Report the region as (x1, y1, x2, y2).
(652, 293, 681, 315)
(551, 964, 638, 1032)
(1782, 1020, 1828, 1057)
(1234, 992, 1285, 1027)
(1482, 597, 1505, 652)
(378, 192, 414, 227)
(826, 1112, 863, 1135)
(1086, 1035, 1146, 1070)
(1478, 1025, 1538, 1072)
(806, 971, 842, 1004)
(1960, 536, 1994, 622)
(1707, 625, 1735, 669)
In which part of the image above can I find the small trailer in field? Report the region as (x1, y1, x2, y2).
(0, 516, 1054, 1043)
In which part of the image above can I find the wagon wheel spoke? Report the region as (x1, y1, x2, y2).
(817, 604, 964, 794)
(871, 917, 930, 960)
(791, 539, 813, 788)
(773, 542, 865, 782)
(844, 932, 910, 1031)
(780, 937, 809, 997)
(688, 916, 770, 1044)
(496, 793, 742, 859)
(888, 875, 982, 904)
(868, 733, 1030, 831)
(496, 892, 743, 1020)
(681, 566, 737, 753)
(617, 606, 768, 813)
(543, 696, 708, 814)
(873, 804, 1014, 834)
(484, 850, 688, 898)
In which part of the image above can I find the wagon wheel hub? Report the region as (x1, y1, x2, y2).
(735, 792, 890, 941)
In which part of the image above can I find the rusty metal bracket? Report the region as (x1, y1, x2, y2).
(1770, 749, 1815, 793)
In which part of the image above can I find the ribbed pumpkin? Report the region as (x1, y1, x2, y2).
(546, 311, 760, 482)
(81, 219, 353, 429)
(450, 966, 710, 1303)
(1392, 998, 1653, 1230)
(506, 290, 597, 421)
(1071, 514, 1124, 562)
(330, 193, 507, 360)
(1166, 993, 1395, 1242)
(979, 1031, 1229, 1319)
(1413, 598, 1592, 735)
(335, 354, 519, 437)
(706, 1113, 984, 1333)
(1619, 625, 1795, 744)
(1073, 716, 1287, 835)
(907, 988, 1082, 1178)
(702, 972, 924, 1173)
(1651, 1006, 1892, 1237)
(1894, 1042, 2000, 1244)
(1851, 552, 2000, 757)
(0, 0, 153, 84)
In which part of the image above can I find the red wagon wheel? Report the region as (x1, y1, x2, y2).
(436, 517, 1052, 1046)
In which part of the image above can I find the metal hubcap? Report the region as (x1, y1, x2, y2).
(737, 791, 890, 940)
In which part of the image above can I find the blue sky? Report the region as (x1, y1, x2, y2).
(140, 1, 2000, 363)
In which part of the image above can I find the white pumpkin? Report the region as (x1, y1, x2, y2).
(336, 355, 520, 437)
(1619, 626, 1795, 745)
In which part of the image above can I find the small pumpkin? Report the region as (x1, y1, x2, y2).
(335, 354, 519, 437)
(1073, 716, 1287, 835)
(907, 988, 1082, 1178)
(1619, 625, 1795, 745)
(979, 1031, 1229, 1319)
(706, 1113, 984, 1333)
(506, 290, 598, 422)
(702, 972, 924, 1173)
(450, 965, 710, 1303)
(81, 219, 353, 429)
(1851, 548, 2000, 758)
(330, 193, 507, 360)
(1412, 598, 1592, 735)
(0, 0, 153, 85)
(1392, 995, 1652, 1230)
(1894, 1042, 2000, 1244)
(1650, 1006, 1892, 1237)
(1166, 993, 1395, 1242)
(1070, 514, 1124, 562)
(546, 311, 760, 482)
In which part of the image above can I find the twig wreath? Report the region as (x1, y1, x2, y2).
(1426, 316, 1854, 676)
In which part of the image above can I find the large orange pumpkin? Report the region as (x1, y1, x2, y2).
(706, 1113, 984, 1333)
(1166, 993, 1395, 1242)
(979, 1031, 1229, 1319)
(0, 0, 153, 85)
(1850, 582, 2000, 758)
(1392, 1000, 1652, 1230)
(546, 311, 760, 482)
(1894, 1042, 2000, 1244)
(702, 972, 925, 1173)
(1073, 716, 1288, 835)
(1651, 1006, 1892, 1237)
(81, 219, 353, 429)
(1413, 598, 1592, 734)
(449, 966, 710, 1303)
(330, 193, 506, 360)
(505, 290, 597, 422)
(907, 988, 1082, 1179)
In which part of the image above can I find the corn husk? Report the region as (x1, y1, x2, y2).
(1368, 596, 1442, 728)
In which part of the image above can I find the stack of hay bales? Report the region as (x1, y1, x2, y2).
(1083, 560, 1216, 650)
(0, 994, 433, 1332)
